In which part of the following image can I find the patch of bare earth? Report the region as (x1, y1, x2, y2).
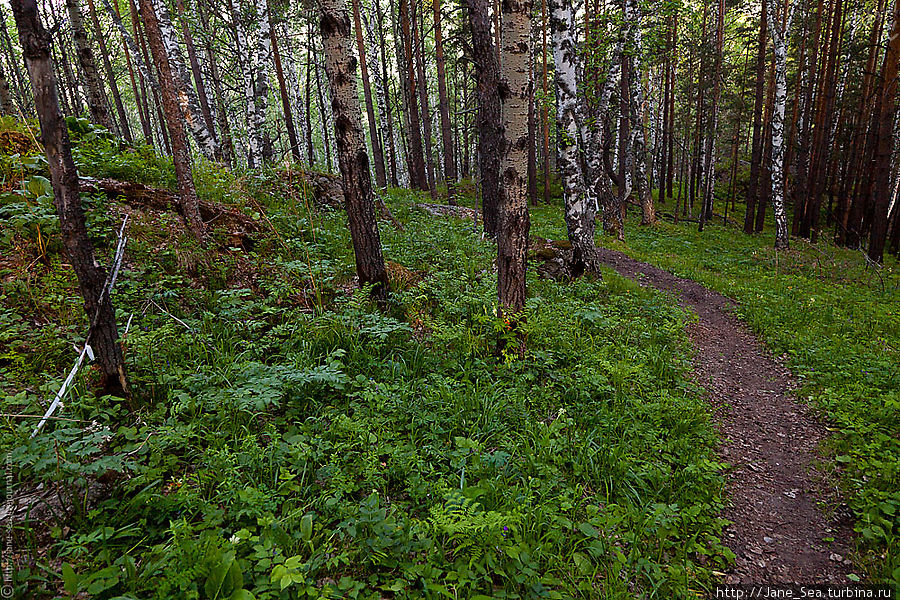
(594, 246, 855, 585)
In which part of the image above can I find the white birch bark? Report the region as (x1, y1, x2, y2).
(229, 0, 259, 167)
(151, 0, 219, 160)
(250, 0, 272, 166)
(623, 0, 654, 225)
(767, 0, 797, 249)
(279, 24, 309, 165)
(549, 0, 599, 272)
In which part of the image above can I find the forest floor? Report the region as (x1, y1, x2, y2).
(593, 245, 855, 585)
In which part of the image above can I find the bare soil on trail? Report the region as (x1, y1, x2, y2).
(594, 246, 856, 585)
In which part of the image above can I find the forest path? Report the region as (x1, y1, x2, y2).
(594, 246, 855, 585)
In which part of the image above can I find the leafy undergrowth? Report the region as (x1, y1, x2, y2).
(587, 209, 900, 586)
(1, 131, 730, 598)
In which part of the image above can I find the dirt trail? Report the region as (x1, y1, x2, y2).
(594, 246, 855, 584)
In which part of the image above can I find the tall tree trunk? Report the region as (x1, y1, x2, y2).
(549, 0, 600, 275)
(867, 0, 900, 262)
(85, 0, 131, 141)
(152, 0, 220, 161)
(541, 0, 551, 204)
(319, 0, 389, 303)
(198, 0, 235, 165)
(412, 0, 437, 199)
(624, 0, 654, 226)
(138, 0, 206, 242)
(351, 0, 386, 188)
(397, 0, 428, 190)
(434, 0, 457, 203)
(66, 0, 112, 130)
(0, 61, 15, 115)
(175, 0, 217, 147)
(364, 2, 399, 187)
(767, 0, 797, 249)
(744, 0, 768, 233)
(270, 14, 301, 162)
(251, 0, 274, 165)
(313, 50, 334, 171)
(10, 0, 128, 398)
(497, 0, 532, 333)
(466, 0, 502, 236)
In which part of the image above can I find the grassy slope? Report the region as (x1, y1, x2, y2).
(2, 132, 731, 598)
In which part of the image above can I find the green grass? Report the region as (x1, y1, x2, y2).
(1, 135, 732, 598)
(590, 209, 900, 585)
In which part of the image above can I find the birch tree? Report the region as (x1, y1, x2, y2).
(497, 0, 533, 341)
(319, 0, 389, 304)
(767, 0, 797, 250)
(549, 0, 600, 275)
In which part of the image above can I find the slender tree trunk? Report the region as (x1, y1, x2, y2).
(624, 0, 654, 226)
(433, 0, 457, 203)
(744, 0, 768, 233)
(549, 0, 600, 275)
(198, 0, 235, 166)
(270, 14, 301, 162)
(767, 0, 797, 249)
(397, 0, 428, 190)
(351, 0, 386, 188)
(138, 0, 206, 242)
(497, 0, 532, 333)
(467, 0, 502, 236)
(152, 0, 220, 161)
(412, 0, 437, 199)
(0, 60, 15, 115)
(867, 0, 900, 262)
(364, 2, 399, 187)
(176, 0, 217, 146)
(319, 0, 389, 303)
(65, 0, 112, 130)
(541, 0, 551, 203)
(85, 0, 131, 141)
(10, 0, 129, 398)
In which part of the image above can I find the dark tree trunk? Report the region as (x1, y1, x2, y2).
(351, 0, 386, 188)
(85, 0, 131, 140)
(397, 0, 428, 190)
(466, 0, 502, 236)
(270, 13, 301, 163)
(10, 0, 128, 398)
(744, 0, 768, 233)
(175, 0, 217, 149)
(434, 0, 457, 204)
(412, 0, 437, 199)
(138, 0, 206, 242)
(319, 0, 389, 304)
(867, 0, 900, 262)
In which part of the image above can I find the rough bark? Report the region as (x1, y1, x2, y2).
(65, 0, 113, 130)
(466, 0, 502, 236)
(624, 0, 654, 226)
(397, 0, 428, 190)
(744, 0, 768, 234)
(434, 0, 457, 203)
(497, 0, 533, 329)
(85, 0, 131, 141)
(270, 16, 301, 162)
(152, 0, 220, 161)
(549, 0, 600, 275)
(175, 0, 217, 148)
(412, 0, 437, 199)
(867, 0, 900, 262)
(351, 0, 387, 188)
(319, 0, 389, 304)
(138, 0, 206, 243)
(10, 0, 129, 398)
(767, 0, 797, 250)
